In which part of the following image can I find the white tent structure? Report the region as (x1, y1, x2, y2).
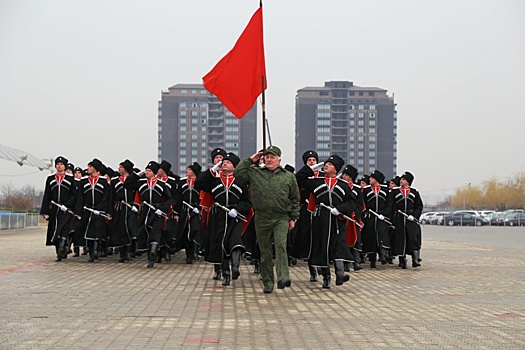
(0, 144, 52, 171)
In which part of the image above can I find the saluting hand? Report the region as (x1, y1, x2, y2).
(288, 220, 296, 231)
(250, 151, 264, 164)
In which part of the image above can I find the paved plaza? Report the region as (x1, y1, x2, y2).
(1, 226, 524, 349)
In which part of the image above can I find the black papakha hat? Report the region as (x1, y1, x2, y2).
(146, 161, 160, 174)
(325, 154, 344, 172)
(342, 164, 358, 182)
(284, 164, 295, 173)
(370, 170, 385, 184)
(210, 148, 227, 163)
(88, 158, 103, 172)
(55, 156, 68, 166)
(66, 163, 75, 171)
(401, 171, 414, 186)
(188, 162, 202, 176)
(390, 176, 401, 187)
(222, 153, 240, 168)
(159, 160, 172, 173)
(359, 174, 370, 185)
(302, 150, 318, 165)
(120, 159, 134, 174)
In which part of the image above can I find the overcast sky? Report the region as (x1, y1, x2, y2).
(1, 0, 524, 205)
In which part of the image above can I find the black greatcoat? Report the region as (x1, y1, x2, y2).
(124, 173, 172, 249)
(109, 175, 138, 248)
(296, 165, 355, 267)
(40, 173, 77, 246)
(195, 170, 251, 264)
(361, 184, 392, 254)
(174, 177, 201, 251)
(76, 176, 111, 242)
(347, 183, 364, 251)
(158, 175, 180, 249)
(389, 187, 423, 256)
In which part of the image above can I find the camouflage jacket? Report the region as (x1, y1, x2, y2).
(234, 158, 300, 221)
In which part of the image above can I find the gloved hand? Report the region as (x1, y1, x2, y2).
(154, 209, 163, 216)
(229, 209, 238, 218)
(93, 210, 100, 216)
(131, 206, 138, 213)
(211, 160, 223, 173)
(60, 205, 68, 212)
(310, 162, 324, 171)
(43, 214, 49, 220)
(330, 208, 340, 216)
(192, 207, 200, 214)
(174, 215, 179, 221)
(407, 215, 415, 221)
(378, 214, 385, 221)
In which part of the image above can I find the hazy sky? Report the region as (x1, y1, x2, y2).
(1, 0, 524, 204)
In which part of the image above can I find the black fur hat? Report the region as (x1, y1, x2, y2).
(325, 154, 344, 172)
(146, 161, 160, 174)
(222, 153, 240, 167)
(188, 162, 202, 176)
(370, 170, 385, 184)
(401, 171, 414, 186)
(210, 148, 227, 163)
(342, 164, 358, 182)
(302, 150, 318, 165)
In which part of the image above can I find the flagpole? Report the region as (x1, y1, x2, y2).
(262, 75, 266, 150)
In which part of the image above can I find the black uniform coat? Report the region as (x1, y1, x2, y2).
(389, 187, 423, 256)
(174, 177, 201, 251)
(158, 174, 180, 249)
(76, 175, 111, 242)
(124, 173, 172, 249)
(40, 173, 78, 246)
(361, 184, 392, 254)
(346, 183, 364, 251)
(196, 170, 251, 264)
(109, 175, 138, 248)
(296, 166, 355, 267)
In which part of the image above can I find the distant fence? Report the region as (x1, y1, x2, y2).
(0, 211, 40, 231)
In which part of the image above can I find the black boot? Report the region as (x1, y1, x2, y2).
(165, 248, 171, 263)
(369, 253, 377, 268)
(99, 241, 107, 258)
(157, 247, 163, 263)
(213, 265, 222, 280)
(193, 242, 200, 261)
(321, 268, 330, 289)
(55, 246, 62, 262)
(73, 246, 80, 257)
(147, 242, 158, 268)
(82, 246, 88, 255)
(253, 259, 261, 274)
(379, 247, 388, 265)
(130, 239, 137, 258)
(119, 247, 129, 263)
(93, 241, 99, 260)
(231, 249, 241, 280)
(186, 244, 193, 264)
(309, 264, 318, 282)
(335, 261, 350, 286)
(344, 262, 351, 272)
(352, 249, 362, 271)
(412, 250, 421, 268)
(58, 238, 67, 259)
(399, 255, 407, 269)
(88, 241, 95, 262)
(221, 259, 231, 285)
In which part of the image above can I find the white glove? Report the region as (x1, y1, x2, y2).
(154, 209, 163, 216)
(192, 207, 200, 214)
(93, 210, 100, 216)
(174, 215, 179, 221)
(330, 207, 340, 216)
(310, 162, 324, 171)
(407, 215, 415, 221)
(378, 214, 385, 221)
(211, 160, 222, 173)
(131, 206, 138, 213)
(43, 214, 49, 220)
(228, 209, 238, 218)
(60, 205, 68, 212)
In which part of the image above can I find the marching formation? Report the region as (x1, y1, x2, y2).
(41, 147, 423, 294)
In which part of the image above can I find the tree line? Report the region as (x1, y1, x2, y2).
(0, 183, 42, 212)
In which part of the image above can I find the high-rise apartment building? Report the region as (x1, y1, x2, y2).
(295, 81, 397, 180)
(158, 83, 257, 175)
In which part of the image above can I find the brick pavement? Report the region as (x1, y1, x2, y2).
(1, 226, 524, 349)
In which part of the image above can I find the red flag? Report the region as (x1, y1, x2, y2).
(203, 7, 267, 119)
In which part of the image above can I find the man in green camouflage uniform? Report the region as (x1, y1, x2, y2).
(234, 146, 300, 293)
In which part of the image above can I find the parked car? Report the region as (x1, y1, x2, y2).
(491, 211, 505, 225)
(497, 212, 525, 226)
(420, 212, 437, 225)
(480, 210, 496, 220)
(444, 212, 490, 226)
(431, 211, 450, 225)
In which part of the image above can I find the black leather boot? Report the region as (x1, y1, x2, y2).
(193, 242, 200, 261)
(99, 241, 107, 258)
(379, 247, 388, 265)
(88, 241, 95, 262)
(352, 249, 362, 271)
(344, 262, 351, 272)
(399, 255, 407, 269)
(231, 249, 241, 280)
(93, 241, 99, 260)
(253, 259, 261, 274)
(58, 238, 67, 259)
(412, 250, 421, 267)
(165, 248, 171, 263)
(335, 260, 350, 286)
(82, 246, 88, 255)
(221, 259, 231, 285)
(213, 265, 222, 280)
(369, 253, 377, 268)
(186, 244, 193, 264)
(156, 247, 163, 263)
(55, 246, 62, 262)
(119, 247, 128, 263)
(147, 242, 158, 268)
(130, 239, 137, 258)
(321, 268, 330, 289)
(309, 264, 318, 282)
(73, 246, 80, 257)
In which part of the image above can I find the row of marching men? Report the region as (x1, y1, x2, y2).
(288, 150, 424, 289)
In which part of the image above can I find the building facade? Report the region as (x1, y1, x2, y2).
(158, 83, 257, 175)
(295, 81, 397, 180)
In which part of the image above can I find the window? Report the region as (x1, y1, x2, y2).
(370, 143, 376, 149)
(369, 128, 376, 133)
(201, 142, 206, 148)
(358, 159, 364, 165)
(201, 150, 207, 156)
(369, 136, 376, 142)
(349, 91, 355, 96)
(180, 110, 187, 117)
(191, 89, 197, 94)
(358, 92, 364, 96)
(348, 105, 354, 110)
(191, 134, 197, 140)
(349, 128, 355, 133)
(201, 118, 207, 124)
(317, 112, 330, 118)
(201, 111, 207, 117)
(317, 127, 330, 133)
(180, 165, 186, 172)
(349, 112, 355, 118)
(317, 143, 330, 149)
(180, 118, 187, 124)
(358, 105, 364, 110)
(369, 120, 376, 126)
(358, 151, 364, 157)
(191, 111, 198, 117)
(317, 120, 330, 126)
(201, 90, 207, 95)
(226, 118, 239, 125)
(180, 157, 187, 163)
(180, 132, 186, 138)
(369, 159, 376, 165)
(349, 151, 355, 157)
(180, 102, 186, 108)
(191, 142, 197, 148)
(358, 113, 364, 119)
(318, 151, 330, 157)
(225, 111, 233, 117)
(358, 120, 364, 126)
(226, 126, 239, 132)
(226, 142, 239, 148)
(358, 143, 364, 150)
(191, 149, 197, 156)
(358, 136, 364, 141)
(358, 128, 364, 133)
(369, 113, 376, 118)
(369, 151, 376, 157)
(180, 149, 186, 156)
(181, 89, 187, 94)
(320, 91, 329, 96)
(180, 142, 186, 148)
(317, 104, 330, 110)
(349, 136, 355, 141)
(370, 104, 376, 110)
(201, 126, 207, 132)
(317, 135, 330, 141)
(349, 120, 355, 126)
(226, 134, 238, 140)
